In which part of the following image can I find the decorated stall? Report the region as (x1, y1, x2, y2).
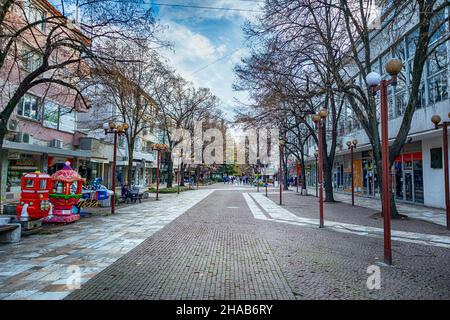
(43, 161, 86, 224)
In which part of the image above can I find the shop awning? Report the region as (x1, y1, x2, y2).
(3, 140, 92, 158)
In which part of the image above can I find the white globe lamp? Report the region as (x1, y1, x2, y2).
(366, 72, 382, 87)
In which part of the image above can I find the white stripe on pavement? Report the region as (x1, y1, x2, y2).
(243, 193, 270, 220)
(248, 193, 450, 248)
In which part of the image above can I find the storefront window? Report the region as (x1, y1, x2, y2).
(7, 154, 41, 191)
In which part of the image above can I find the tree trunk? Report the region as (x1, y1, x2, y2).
(283, 153, 289, 191)
(300, 152, 307, 195)
(166, 158, 173, 188)
(127, 144, 134, 186)
(323, 160, 334, 202)
(179, 163, 186, 187)
(374, 154, 401, 218)
(0, 126, 6, 215)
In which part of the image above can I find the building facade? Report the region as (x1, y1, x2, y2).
(305, 1, 449, 209)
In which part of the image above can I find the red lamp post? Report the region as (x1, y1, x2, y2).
(314, 150, 318, 198)
(366, 58, 403, 265)
(431, 113, 450, 230)
(312, 109, 328, 228)
(346, 139, 358, 206)
(103, 121, 129, 215)
(279, 138, 285, 205)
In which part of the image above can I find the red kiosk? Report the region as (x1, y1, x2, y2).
(43, 161, 85, 224)
(16, 171, 53, 223)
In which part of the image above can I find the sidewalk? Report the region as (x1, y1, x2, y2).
(306, 187, 446, 227)
(0, 189, 213, 300)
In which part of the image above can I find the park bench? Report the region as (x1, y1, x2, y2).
(0, 223, 21, 244)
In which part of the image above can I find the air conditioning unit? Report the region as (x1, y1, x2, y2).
(7, 119, 19, 132)
(15, 132, 32, 144)
(50, 139, 64, 149)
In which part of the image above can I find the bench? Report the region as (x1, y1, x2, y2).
(0, 224, 21, 243)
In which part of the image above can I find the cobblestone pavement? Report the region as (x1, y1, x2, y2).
(0, 190, 214, 300)
(67, 185, 450, 300)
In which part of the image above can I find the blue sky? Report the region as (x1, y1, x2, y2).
(51, 0, 262, 119)
(149, 0, 263, 118)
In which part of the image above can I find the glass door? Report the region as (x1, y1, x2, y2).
(395, 161, 403, 200)
(413, 160, 424, 203)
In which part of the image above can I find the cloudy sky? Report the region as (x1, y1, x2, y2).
(149, 0, 264, 119)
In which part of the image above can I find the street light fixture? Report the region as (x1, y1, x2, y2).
(431, 112, 450, 230)
(366, 58, 403, 265)
(104, 121, 129, 215)
(346, 139, 358, 206)
(279, 138, 285, 205)
(312, 109, 328, 228)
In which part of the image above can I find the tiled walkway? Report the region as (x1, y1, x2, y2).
(0, 189, 214, 300)
(306, 187, 446, 226)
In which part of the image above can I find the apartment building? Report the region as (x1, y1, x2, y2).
(305, 1, 449, 209)
(0, 0, 91, 202)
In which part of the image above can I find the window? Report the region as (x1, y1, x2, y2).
(59, 107, 76, 133)
(43, 100, 59, 129)
(43, 101, 77, 132)
(428, 44, 447, 77)
(24, 1, 46, 32)
(428, 73, 448, 104)
(430, 148, 442, 169)
(17, 94, 40, 121)
(20, 47, 43, 72)
(427, 43, 448, 104)
(39, 180, 47, 189)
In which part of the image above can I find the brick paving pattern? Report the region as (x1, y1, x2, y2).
(66, 187, 450, 300)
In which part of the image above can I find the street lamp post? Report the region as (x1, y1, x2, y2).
(279, 138, 285, 205)
(312, 109, 328, 228)
(314, 150, 319, 198)
(366, 58, 403, 265)
(103, 121, 129, 215)
(431, 112, 450, 230)
(346, 140, 358, 206)
(151, 144, 168, 201)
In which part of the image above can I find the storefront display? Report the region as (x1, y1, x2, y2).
(394, 152, 423, 204)
(7, 153, 41, 192)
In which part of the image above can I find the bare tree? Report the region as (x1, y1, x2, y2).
(91, 40, 159, 186)
(151, 65, 221, 187)
(0, 0, 160, 205)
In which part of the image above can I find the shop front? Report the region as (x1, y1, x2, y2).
(7, 152, 43, 193)
(48, 156, 74, 175)
(393, 151, 424, 204)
